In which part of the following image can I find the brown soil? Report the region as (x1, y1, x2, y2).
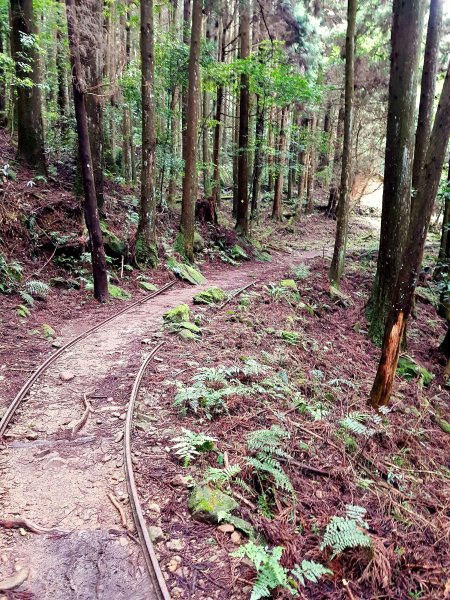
(132, 253, 449, 600)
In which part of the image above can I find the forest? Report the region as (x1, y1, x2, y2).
(1, 0, 450, 598)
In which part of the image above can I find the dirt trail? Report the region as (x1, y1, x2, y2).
(0, 245, 329, 599)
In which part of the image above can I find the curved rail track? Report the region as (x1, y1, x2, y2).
(0, 281, 176, 599)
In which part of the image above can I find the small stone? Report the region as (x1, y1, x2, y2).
(230, 531, 241, 545)
(119, 537, 128, 547)
(148, 502, 161, 514)
(59, 371, 74, 382)
(170, 474, 190, 487)
(217, 524, 234, 534)
(171, 587, 183, 598)
(166, 559, 179, 572)
(46, 457, 66, 469)
(52, 341, 62, 349)
(1, 554, 7, 563)
(114, 432, 124, 443)
(107, 397, 114, 402)
(0, 568, 29, 591)
(243, 586, 252, 594)
(26, 432, 38, 441)
(315, 490, 323, 499)
(147, 526, 164, 542)
(166, 539, 184, 552)
(19, 528, 27, 537)
(96, 419, 103, 425)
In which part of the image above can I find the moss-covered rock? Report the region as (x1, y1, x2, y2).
(436, 417, 450, 434)
(193, 287, 226, 305)
(163, 304, 190, 324)
(50, 277, 81, 290)
(139, 281, 158, 292)
(100, 221, 126, 255)
(178, 321, 201, 333)
(188, 485, 238, 522)
(108, 284, 131, 300)
(167, 258, 206, 285)
(280, 279, 298, 291)
(193, 232, 205, 252)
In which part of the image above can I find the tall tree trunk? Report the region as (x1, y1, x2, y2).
(10, 0, 46, 173)
(267, 108, 274, 192)
(251, 94, 265, 221)
(319, 101, 332, 169)
(329, 0, 357, 286)
(136, 0, 158, 266)
(369, 60, 450, 408)
(211, 14, 226, 207)
(438, 156, 450, 264)
(326, 99, 344, 215)
(368, 0, 425, 343)
(0, 29, 7, 126)
(235, 0, 250, 236)
(411, 0, 443, 194)
(75, 0, 104, 211)
(65, 0, 108, 302)
(232, 94, 240, 218)
(272, 106, 288, 221)
(305, 114, 317, 213)
(56, 0, 69, 124)
(179, 0, 202, 261)
(181, 0, 191, 176)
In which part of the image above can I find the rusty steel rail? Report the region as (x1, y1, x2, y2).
(0, 280, 176, 437)
(124, 344, 171, 600)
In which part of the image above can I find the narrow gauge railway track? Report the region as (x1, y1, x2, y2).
(0, 280, 175, 437)
(0, 281, 176, 599)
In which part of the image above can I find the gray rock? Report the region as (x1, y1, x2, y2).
(166, 539, 184, 551)
(147, 526, 164, 542)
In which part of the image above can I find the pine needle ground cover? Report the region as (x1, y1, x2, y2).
(132, 253, 449, 600)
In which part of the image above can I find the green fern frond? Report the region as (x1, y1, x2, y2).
(340, 412, 376, 437)
(291, 560, 333, 586)
(170, 428, 216, 466)
(232, 543, 292, 600)
(24, 280, 50, 299)
(203, 465, 241, 487)
(247, 457, 293, 493)
(321, 508, 372, 557)
(19, 290, 35, 306)
(247, 425, 290, 455)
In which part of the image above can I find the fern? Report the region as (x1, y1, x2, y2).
(321, 505, 371, 557)
(247, 425, 290, 458)
(174, 380, 253, 419)
(232, 543, 291, 600)
(246, 426, 293, 494)
(247, 456, 294, 493)
(24, 280, 50, 299)
(291, 560, 332, 587)
(291, 263, 310, 280)
(340, 412, 377, 437)
(19, 290, 35, 307)
(203, 465, 241, 487)
(170, 428, 217, 466)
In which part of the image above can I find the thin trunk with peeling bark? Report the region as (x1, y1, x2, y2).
(65, 0, 108, 302)
(251, 94, 265, 220)
(329, 0, 356, 286)
(305, 114, 317, 214)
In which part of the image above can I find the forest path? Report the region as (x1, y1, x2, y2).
(0, 232, 346, 599)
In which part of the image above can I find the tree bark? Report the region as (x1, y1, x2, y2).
(250, 94, 265, 221)
(368, 0, 425, 343)
(211, 13, 226, 207)
(0, 29, 7, 126)
(235, 0, 250, 236)
(329, 0, 357, 286)
(10, 0, 46, 174)
(75, 0, 104, 212)
(369, 60, 450, 409)
(305, 114, 317, 213)
(326, 97, 344, 216)
(411, 0, 443, 194)
(136, 0, 158, 267)
(179, 0, 202, 261)
(272, 106, 288, 221)
(65, 0, 108, 303)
